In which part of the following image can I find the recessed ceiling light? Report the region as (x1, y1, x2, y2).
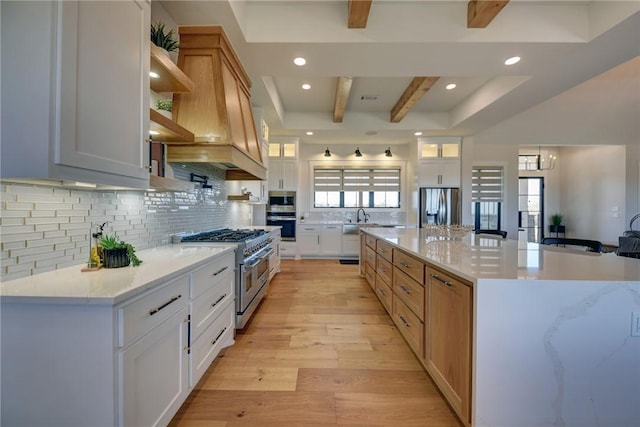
(505, 56, 521, 65)
(302, 83, 311, 90)
(306, 131, 314, 136)
(149, 71, 160, 78)
(414, 131, 423, 136)
(294, 57, 306, 66)
(445, 83, 457, 90)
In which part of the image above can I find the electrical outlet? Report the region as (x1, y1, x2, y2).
(632, 312, 640, 337)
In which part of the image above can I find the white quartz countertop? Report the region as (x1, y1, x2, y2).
(0, 244, 236, 305)
(363, 228, 640, 283)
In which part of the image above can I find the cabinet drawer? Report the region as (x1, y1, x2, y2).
(191, 252, 235, 298)
(364, 261, 376, 290)
(119, 276, 189, 348)
(393, 249, 425, 284)
(365, 234, 376, 249)
(365, 245, 376, 265)
(376, 239, 393, 262)
(393, 267, 424, 321)
(299, 224, 321, 232)
(190, 302, 235, 387)
(375, 274, 392, 314)
(190, 270, 235, 340)
(392, 298, 424, 358)
(376, 254, 392, 285)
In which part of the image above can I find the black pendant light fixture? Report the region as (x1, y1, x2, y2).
(384, 147, 392, 157)
(354, 147, 362, 157)
(324, 147, 331, 157)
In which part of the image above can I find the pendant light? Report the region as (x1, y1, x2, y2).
(354, 147, 362, 157)
(324, 147, 331, 157)
(384, 147, 392, 157)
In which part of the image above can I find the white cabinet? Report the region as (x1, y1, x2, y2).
(1, 1, 150, 188)
(321, 224, 342, 255)
(268, 141, 297, 159)
(418, 137, 460, 159)
(418, 159, 461, 187)
(269, 228, 282, 279)
(342, 234, 360, 256)
(268, 159, 297, 191)
(280, 241, 297, 258)
(297, 224, 321, 255)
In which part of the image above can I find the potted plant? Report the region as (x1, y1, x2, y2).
(550, 213, 565, 234)
(99, 234, 143, 268)
(150, 22, 179, 56)
(155, 98, 173, 119)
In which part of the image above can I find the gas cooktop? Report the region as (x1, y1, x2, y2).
(179, 228, 266, 243)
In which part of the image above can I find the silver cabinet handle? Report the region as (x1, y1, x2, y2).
(399, 284, 411, 295)
(149, 295, 182, 316)
(211, 293, 227, 308)
(211, 266, 228, 276)
(400, 262, 411, 268)
(431, 274, 452, 287)
(378, 248, 385, 253)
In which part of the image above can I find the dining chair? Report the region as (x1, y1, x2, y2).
(475, 229, 507, 239)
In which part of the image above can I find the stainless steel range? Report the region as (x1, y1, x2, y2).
(173, 228, 273, 328)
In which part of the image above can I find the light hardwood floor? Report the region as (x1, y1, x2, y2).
(169, 259, 463, 427)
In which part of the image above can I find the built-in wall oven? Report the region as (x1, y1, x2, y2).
(267, 191, 296, 241)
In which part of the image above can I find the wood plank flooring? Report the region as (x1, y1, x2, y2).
(169, 259, 463, 427)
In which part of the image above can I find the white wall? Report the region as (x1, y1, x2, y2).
(559, 145, 626, 243)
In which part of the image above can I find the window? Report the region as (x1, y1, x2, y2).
(314, 167, 401, 208)
(472, 165, 504, 230)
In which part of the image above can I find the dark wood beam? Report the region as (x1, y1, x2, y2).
(390, 77, 439, 123)
(467, 1, 510, 28)
(333, 77, 353, 123)
(348, 0, 372, 29)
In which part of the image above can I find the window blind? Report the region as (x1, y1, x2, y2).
(314, 167, 400, 192)
(472, 166, 503, 202)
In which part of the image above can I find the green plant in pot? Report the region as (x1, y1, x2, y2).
(156, 98, 172, 112)
(150, 22, 179, 53)
(550, 213, 565, 233)
(99, 234, 142, 268)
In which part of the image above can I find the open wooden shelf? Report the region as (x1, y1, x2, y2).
(150, 43, 195, 93)
(149, 109, 195, 143)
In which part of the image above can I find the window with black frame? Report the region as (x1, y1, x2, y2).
(313, 167, 401, 208)
(472, 165, 504, 230)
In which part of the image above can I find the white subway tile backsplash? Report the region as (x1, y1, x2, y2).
(1, 218, 25, 226)
(25, 217, 64, 225)
(6, 184, 54, 195)
(0, 225, 36, 235)
(1, 210, 30, 218)
(5, 202, 34, 210)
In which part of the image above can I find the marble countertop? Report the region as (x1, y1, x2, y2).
(0, 244, 236, 305)
(363, 227, 639, 283)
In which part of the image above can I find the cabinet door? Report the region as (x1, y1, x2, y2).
(268, 158, 282, 190)
(298, 231, 320, 255)
(321, 225, 342, 255)
(426, 269, 472, 423)
(280, 160, 297, 191)
(56, 1, 150, 182)
(418, 159, 460, 187)
(120, 307, 189, 427)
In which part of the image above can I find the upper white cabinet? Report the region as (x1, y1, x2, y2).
(417, 137, 461, 187)
(418, 137, 461, 159)
(268, 137, 298, 191)
(1, 1, 150, 188)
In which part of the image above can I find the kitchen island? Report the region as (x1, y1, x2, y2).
(360, 227, 640, 427)
(1, 244, 237, 427)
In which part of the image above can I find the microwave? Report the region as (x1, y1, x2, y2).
(267, 191, 295, 212)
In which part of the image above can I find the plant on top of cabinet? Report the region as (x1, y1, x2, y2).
(156, 98, 173, 112)
(99, 235, 143, 267)
(151, 22, 179, 53)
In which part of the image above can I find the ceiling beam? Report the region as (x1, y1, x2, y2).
(348, 0, 372, 29)
(390, 77, 439, 123)
(467, 0, 510, 28)
(333, 77, 353, 123)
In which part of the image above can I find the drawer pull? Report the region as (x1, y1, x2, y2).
(211, 266, 229, 276)
(379, 267, 386, 273)
(378, 288, 386, 297)
(211, 293, 228, 308)
(378, 248, 385, 253)
(211, 327, 228, 346)
(148, 295, 182, 316)
(431, 274, 452, 287)
(399, 284, 411, 295)
(400, 262, 411, 268)
(398, 314, 410, 328)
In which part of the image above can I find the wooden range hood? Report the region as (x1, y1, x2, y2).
(167, 26, 266, 180)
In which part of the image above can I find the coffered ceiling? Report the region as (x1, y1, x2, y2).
(158, 1, 640, 146)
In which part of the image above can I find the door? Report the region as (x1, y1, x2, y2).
(518, 177, 544, 242)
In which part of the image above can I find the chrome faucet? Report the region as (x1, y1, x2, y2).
(356, 208, 369, 223)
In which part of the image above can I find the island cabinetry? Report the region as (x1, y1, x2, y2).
(393, 248, 425, 284)
(425, 265, 472, 425)
(375, 254, 393, 313)
(363, 238, 377, 290)
(268, 228, 282, 279)
(1, 0, 151, 188)
(376, 239, 394, 262)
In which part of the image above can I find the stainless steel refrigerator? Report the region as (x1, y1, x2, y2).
(419, 187, 461, 227)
